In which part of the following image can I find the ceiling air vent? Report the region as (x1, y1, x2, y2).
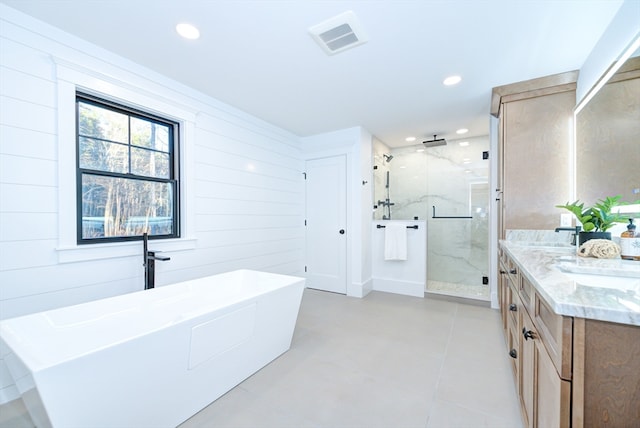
(309, 11, 368, 55)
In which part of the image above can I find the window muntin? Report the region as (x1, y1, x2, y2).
(76, 94, 179, 243)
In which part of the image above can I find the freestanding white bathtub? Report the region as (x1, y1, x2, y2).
(0, 270, 305, 428)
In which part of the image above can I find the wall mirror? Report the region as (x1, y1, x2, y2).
(575, 39, 640, 211)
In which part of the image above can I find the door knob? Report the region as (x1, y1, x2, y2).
(339, 229, 345, 234)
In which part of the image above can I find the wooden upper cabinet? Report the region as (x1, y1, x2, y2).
(493, 71, 577, 232)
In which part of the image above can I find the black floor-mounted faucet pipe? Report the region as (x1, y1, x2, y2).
(143, 233, 170, 290)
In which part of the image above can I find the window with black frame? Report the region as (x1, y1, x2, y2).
(76, 93, 179, 243)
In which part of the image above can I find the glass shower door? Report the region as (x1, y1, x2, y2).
(425, 137, 490, 300)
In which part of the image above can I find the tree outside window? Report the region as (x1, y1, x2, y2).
(77, 94, 179, 243)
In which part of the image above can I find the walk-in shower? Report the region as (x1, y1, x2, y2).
(373, 136, 490, 301)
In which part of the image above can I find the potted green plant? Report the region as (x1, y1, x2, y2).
(556, 195, 628, 245)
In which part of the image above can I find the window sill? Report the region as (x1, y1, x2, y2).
(56, 237, 197, 264)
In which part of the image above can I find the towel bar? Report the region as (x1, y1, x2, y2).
(432, 205, 472, 219)
(377, 225, 418, 229)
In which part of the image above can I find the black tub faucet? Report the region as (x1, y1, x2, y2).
(143, 233, 170, 290)
(554, 226, 581, 245)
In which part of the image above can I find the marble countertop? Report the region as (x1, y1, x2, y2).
(500, 240, 640, 326)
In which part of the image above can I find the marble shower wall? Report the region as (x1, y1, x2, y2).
(373, 136, 490, 288)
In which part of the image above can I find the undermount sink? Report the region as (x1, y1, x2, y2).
(514, 242, 575, 252)
(555, 261, 640, 279)
(558, 271, 640, 292)
(554, 261, 640, 292)
(519, 242, 574, 248)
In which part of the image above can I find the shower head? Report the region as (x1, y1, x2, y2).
(423, 135, 447, 147)
(383, 154, 394, 162)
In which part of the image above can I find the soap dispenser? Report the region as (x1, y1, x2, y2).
(620, 219, 639, 260)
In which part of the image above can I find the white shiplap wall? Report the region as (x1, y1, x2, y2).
(0, 5, 304, 402)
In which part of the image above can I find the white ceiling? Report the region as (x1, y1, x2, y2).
(1, 0, 623, 147)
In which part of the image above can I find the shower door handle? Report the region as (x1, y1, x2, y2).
(339, 229, 345, 235)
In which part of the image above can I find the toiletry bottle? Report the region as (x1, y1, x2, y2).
(620, 219, 638, 260)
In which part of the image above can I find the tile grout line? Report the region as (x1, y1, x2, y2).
(423, 302, 459, 428)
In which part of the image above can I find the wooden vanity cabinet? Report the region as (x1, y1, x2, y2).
(499, 250, 640, 427)
(499, 252, 572, 428)
(495, 70, 640, 428)
(499, 249, 519, 359)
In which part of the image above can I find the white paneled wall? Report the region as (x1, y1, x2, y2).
(0, 5, 303, 403)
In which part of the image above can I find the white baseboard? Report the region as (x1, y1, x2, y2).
(348, 278, 373, 298)
(372, 278, 424, 298)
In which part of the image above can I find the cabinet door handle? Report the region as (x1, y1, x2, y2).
(522, 327, 535, 341)
(509, 268, 517, 275)
(509, 303, 517, 312)
(509, 349, 517, 359)
(500, 270, 507, 274)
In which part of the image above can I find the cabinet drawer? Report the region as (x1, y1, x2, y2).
(506, 281, 519, 332)
(519, 274, 534, 313)
(500, 259, 517, 285)
(507, 319, 519, 380)
(533, 292, 572, 380)
(499, 270, 510, 331)
(499, 250, 518, 286)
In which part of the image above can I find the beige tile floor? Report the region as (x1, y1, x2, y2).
(0, 289, 523, 428)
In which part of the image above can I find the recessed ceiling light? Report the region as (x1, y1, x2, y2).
(405, 136, 416, 142)
(399, 166, 407, 169)
(459, 141, 469, 147)
(416, 148, 425, 152)
(463, 158, 471, 164)
(456, 128, 468, 134)
(443, 75, 462, 86)
(176, 23, 200, 40)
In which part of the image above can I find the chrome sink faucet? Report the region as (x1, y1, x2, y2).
(143, 232, 170, 289)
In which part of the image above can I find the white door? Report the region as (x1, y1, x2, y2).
(305, 155, 347, 294)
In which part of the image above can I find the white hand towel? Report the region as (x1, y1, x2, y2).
(384, 223, 407, 261)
